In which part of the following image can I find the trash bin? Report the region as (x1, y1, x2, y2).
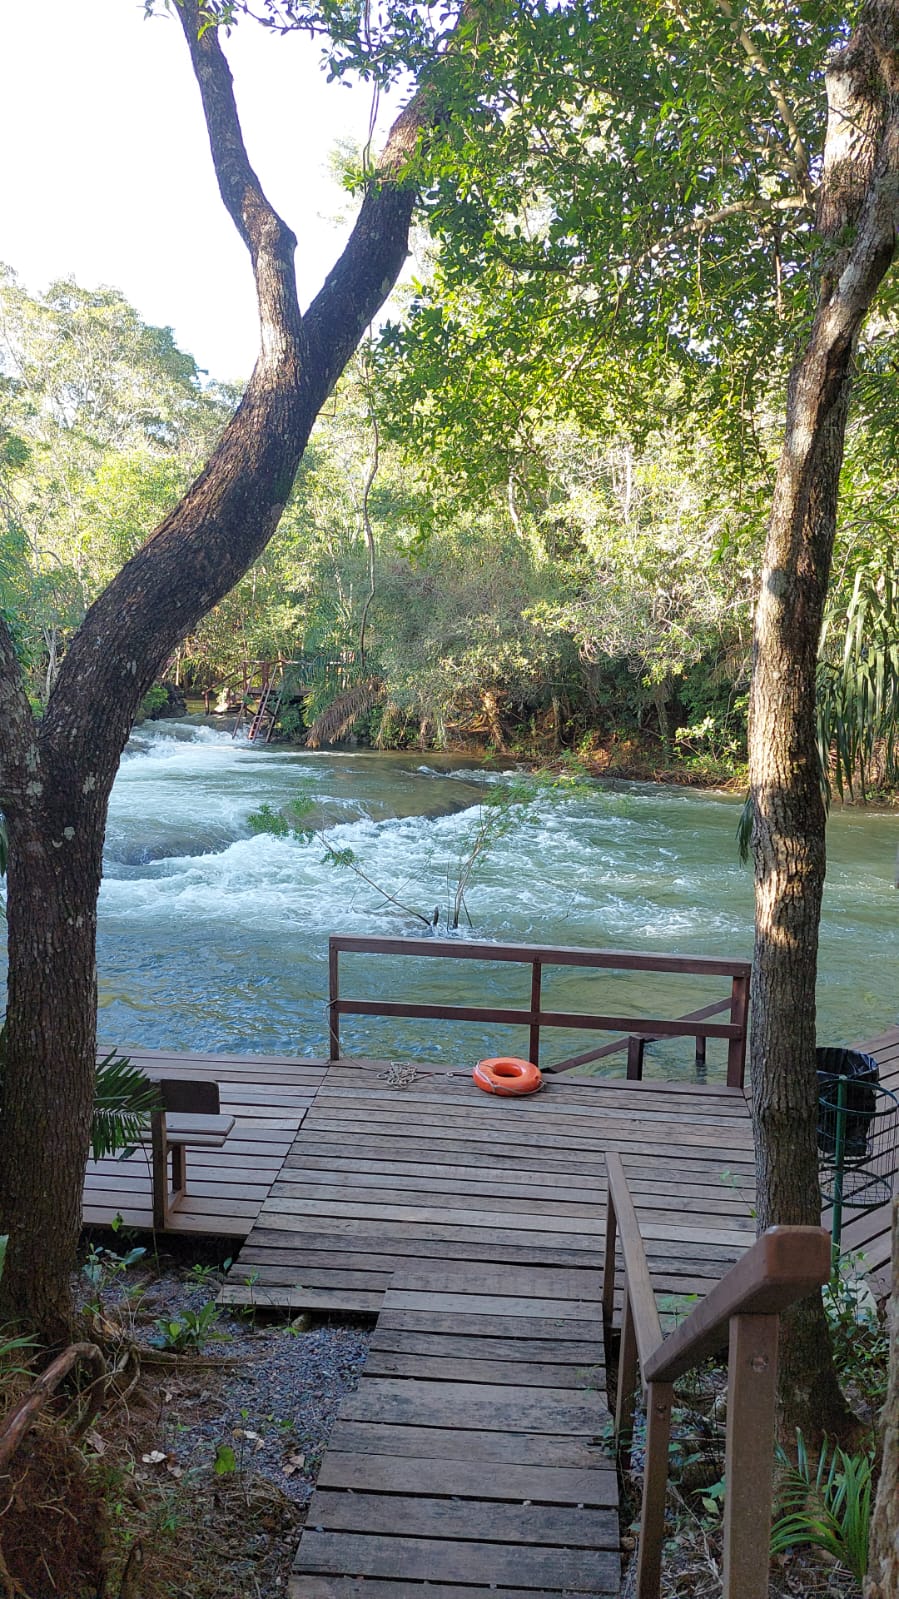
(816, 1047, 879, 1163)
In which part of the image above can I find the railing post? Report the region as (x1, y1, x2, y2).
(726, 970, 749, 1087)
(602, 1187, 617, 1333)
(529, 959, 542, 1068)
(615, 1292, 639, 1469)
(721, 1312, 779, 1599)
(636, 1379, 674, 1599)
(328, 941, 341, 1062)
(627, 1036, 645, 1080)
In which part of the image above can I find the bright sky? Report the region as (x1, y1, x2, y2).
(0, 1, 398, 383)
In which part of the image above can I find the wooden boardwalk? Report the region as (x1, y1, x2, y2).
(82, 1030, 899, 1598)
(220, 1061, 757, 1317)
(839, 1025, 899, 1291)
(291, 1261, 619, 1598)
(83, 1049, 325, 1236)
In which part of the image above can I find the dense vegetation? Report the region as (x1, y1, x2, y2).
(2, 263, 896, 788)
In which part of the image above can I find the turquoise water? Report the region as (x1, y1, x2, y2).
(88, 721, 899, 1082)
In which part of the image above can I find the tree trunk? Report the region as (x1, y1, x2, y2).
(0, 0, 444, 1338)
(749, 4, 899, 1437)
(865, 1201, 899, 1599)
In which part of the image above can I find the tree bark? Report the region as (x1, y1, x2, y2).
(749, 1, 899, 1437)
(865, 1201, 899, 1599)
(0, 0, 441, 1338)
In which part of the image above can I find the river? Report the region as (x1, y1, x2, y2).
(85, 719, 899, 1083)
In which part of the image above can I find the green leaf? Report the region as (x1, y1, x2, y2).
(214, 1444, 237, 1476)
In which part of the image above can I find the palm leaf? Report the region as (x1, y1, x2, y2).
(771, 1433, 873, 1583)
(305, 678, 384, 749)
(91, 1050, 161, 1161)
(817, 569, 899, 797)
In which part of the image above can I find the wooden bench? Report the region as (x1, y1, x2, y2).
(143, 1079, 236, 1231)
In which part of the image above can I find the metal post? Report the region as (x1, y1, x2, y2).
(831, 1074, 847, 1261)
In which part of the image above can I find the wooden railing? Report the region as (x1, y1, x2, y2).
(327, 936, 751, 1085)
(603, 1152, 831, 1599)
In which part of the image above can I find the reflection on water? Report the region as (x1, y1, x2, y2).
(41, 720, 899, 1077)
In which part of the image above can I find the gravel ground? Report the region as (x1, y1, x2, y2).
(76, 1241, 371, 1506)
(64, 1238, 372, 1595)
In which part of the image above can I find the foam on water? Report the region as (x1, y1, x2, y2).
(12, 718, 893, 1063)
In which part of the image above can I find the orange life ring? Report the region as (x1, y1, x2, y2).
(473, 1057, 542, 1096)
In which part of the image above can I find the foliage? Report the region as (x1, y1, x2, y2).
(90, 1052, 162, 1162)
(818, 569, 899, 798)
(771, 1431, 874, 1582)
(153, 1302, 225, 1352)
(822, 1256, 889, 1411)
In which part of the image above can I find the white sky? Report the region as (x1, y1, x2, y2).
(0, 0, 399, 382)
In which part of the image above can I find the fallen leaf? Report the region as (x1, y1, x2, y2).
(84, 1430, 107, 1456)
(141, 1450, 166, 1465)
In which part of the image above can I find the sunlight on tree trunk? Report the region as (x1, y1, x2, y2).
(0, 0, 444, 1339)
(749, 0, 899, 1437)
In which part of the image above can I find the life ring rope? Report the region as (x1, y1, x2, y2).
(473, 1057, 542, 1096)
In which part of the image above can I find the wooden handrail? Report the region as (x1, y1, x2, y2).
(603, 1152, 831, 1599)
(644, 1226, 832, 1383)
(328, 936, 751, 1086)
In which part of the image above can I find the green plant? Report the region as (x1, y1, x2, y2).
(91, 1051, 162, 1160)
(822, 1255, 889, 1410)
(771, 1431, 874, 1582)
(247, 801, 291, 837)
(139, 682, 169, 718)
(153, 1301, 225, 1352)
(186, 1256, 232, 1289)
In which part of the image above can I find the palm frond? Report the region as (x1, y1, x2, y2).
(305, 678, 384, 749)
(771, 1432, 873, 1583)
(91, 1051, 161, 1161)
(818, 569, 899, 797)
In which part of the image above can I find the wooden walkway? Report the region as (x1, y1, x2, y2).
(291, 1261, 619, 1598)
(83, 1049, 324, 1235)
(219, 1061, 757, 1317)
(839, 1025, 899, 1292)
(82, 1031, 899, 1598)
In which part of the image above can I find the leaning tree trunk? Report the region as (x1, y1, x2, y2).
(749, 2, 899, 1438)
(865, 1200, 899, 1598)
(0, 0, 441, 1339)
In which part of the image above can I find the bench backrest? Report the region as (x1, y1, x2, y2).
(151, 1077, 221, 1115)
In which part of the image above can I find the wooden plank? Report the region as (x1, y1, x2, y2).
(316, 1452, 617, 1505)
(307, 1491, 619, 1548)
(368, 1329, 602, 1365)
(326, 1419, 607, 1469)
(294, 1530, 620, 1591)
(291, 1578, 607, 1599)
(339, 1378, 606, 1434)
(363, 1351, 606, 1388)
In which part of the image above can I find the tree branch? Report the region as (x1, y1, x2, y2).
(714, 0, 813, 197)
(302, 85, 436, 400)
(176, 0, 304, 368)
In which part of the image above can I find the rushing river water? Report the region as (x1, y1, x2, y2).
(84, 720, 899, 1083)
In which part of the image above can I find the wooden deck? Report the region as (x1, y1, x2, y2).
(291, 1262, 618, 1598)
(83, 1049, 325, 1236)
(219, 1062, 757, 1317)
(82, 1030, 899, 1599)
